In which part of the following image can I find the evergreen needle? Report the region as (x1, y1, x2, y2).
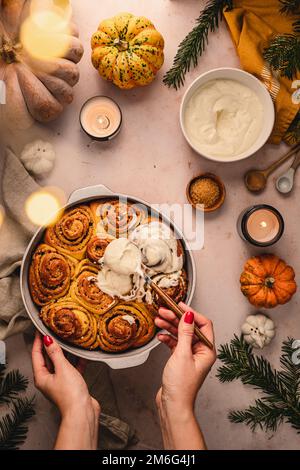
(163, 0, 233, 90)
(217, 336, 300, 434)
(0, 369, 28, 404)
(0, 364, 35, 449)
(0, 397, 35, 450)
(263, 34, 300, 80)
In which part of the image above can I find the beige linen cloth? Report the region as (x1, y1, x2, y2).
(0, 147, 135, 449)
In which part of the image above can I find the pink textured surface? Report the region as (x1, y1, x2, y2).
(2, 0, 300, 450)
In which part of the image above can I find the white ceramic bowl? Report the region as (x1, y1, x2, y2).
(180, 67, 275, 163)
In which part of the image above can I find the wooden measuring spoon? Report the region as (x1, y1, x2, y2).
(244, 143, 300, 193)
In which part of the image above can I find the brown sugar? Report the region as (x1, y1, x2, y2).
(189, 177, 220, 208)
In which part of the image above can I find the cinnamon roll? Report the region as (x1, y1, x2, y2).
(29, 244, 77, 306)
(129, 221, 184, 275)
(86, 236, 111, 263)
(70, 259, 116, 315)
(45, 205, 95, 260)
(92, 200, 146, 237)
(40, 299, 98, 349)
(150, 270, 188, 309)
(98, 302, 156, 352)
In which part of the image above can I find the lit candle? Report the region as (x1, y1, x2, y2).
(237, 205, 284, 247)
(80, 96, 122, 141)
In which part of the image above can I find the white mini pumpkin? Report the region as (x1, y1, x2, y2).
(20, 139, 55, 176)
(241, 313, 276, 349)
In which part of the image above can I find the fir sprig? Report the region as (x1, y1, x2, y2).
(163, 0, 233, 89)
(285, 112, 300, 144)
(217, 336, 300, 433)
(264, 34, 300, 80)
(264, 0, 300, 80)
(0, 370, 28, 404)
(0, 364, 35, 450)
(0, 397, 35, 450)
(280, 0, 300, 15)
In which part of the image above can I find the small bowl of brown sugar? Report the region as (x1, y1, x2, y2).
(186, 173, 226, 212)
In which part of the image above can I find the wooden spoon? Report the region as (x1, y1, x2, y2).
(244, 143, 300, 193)
(145, 274, 214, 350)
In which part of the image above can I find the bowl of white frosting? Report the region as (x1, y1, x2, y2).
(180, 68, 275, 163)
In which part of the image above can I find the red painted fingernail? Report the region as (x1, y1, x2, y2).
(43, 335, 53, 347)
(184, 311, 194, 324)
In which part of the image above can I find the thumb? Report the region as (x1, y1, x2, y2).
(177, 311, 194, 355)
(43, 335, 66, 370)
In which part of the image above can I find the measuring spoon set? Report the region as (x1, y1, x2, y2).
(244, 143, 300, 194)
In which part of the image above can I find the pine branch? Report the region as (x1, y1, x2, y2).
(0, 370, 28, 405)
(163, 0, 233, 90)
(0, 397, 35, 450)
(279, 338, 300, 403)
(280, 0, 300, 15)
(285, 112, 300, 144)
(263, 34, 300, 80)
(0, 364, 5, 381)
(217, 337, 300, 434)
(217, 335, 287, 407)
(293, 19, 300, 33)
(229, 399, 284, 432)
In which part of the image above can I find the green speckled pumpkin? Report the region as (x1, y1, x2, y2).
(91, 12, 164, 89)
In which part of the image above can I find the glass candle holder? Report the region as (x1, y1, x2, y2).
(80, 96, 122, 141)
(237, 204, 284, 247)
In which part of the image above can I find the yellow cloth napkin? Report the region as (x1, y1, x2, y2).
(224, 0, 300, 144)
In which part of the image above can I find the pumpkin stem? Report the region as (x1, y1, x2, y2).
(0, 37, 21, 64)
(113, 38, 129, 51)
(265, 277, 275, 288)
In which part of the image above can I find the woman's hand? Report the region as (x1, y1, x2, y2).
(32, 331, 100, 450)
(155, 303, 216, 450)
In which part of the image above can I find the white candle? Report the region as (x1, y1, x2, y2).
(247, 209, 280, 243)
(80, 96, 122, 141)
(238, 205, 284, 246)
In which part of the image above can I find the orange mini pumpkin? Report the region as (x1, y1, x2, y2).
(240, 254, 297, 308)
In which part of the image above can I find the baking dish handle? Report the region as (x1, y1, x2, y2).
(68, 184, 115, 204)
(100, 350, 151, 370)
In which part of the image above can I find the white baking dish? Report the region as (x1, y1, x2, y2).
(20, 184, 196, 369)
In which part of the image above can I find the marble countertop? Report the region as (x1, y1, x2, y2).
(2, 0, 300, 450)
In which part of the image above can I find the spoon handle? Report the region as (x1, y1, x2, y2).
(264, 143, 300, 177)
(291, 150, 300, 171)
(148, 279, 214, 350)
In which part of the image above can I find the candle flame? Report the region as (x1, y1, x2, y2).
(25, 187, 66, 226)
(260, 221, 267, 228)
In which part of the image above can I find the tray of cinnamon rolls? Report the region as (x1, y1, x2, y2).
(21, 184, 196, 368)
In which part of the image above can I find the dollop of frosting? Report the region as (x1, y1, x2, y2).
(97, 222, 184, 303)
(103, 238, 142, 275)
(129, 222, 183, 275)
(97, 238, 144, 300)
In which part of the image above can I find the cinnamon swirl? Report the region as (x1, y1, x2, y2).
(98, 302, 156, 352)
(86, 236, 112, 263)
(45, 205, 95, 260)
(150, 270, 188, 309)
(70, 259, 116, 315)
(40, 299, 98, 349)
(92, 200, 146, 238)
(29, 244, 77, 306)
